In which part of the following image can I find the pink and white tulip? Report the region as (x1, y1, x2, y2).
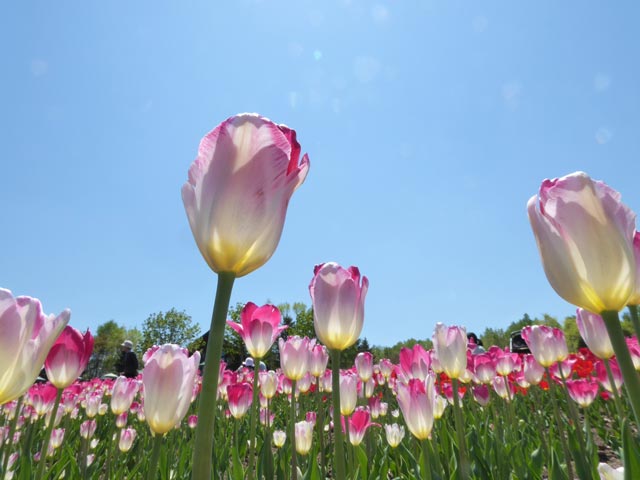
(227, 302, 286, 359)
(45, 326, 94, 389)
(345, 407, 379, 446)
(432, 324, 467, 379)
(182, 114, 310, 277)
(521, 325, 568, 368)
(110, 377, 139, 415)
(355, 352, 374, 382)
(279, 336, 310, 381)
(227, 383, 253, 419)
(396, 375, 436, 440)
(576, 309, 614, 359)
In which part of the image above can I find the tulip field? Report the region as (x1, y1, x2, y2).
(3, 115, 640, 480)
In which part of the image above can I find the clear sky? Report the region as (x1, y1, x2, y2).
(2, 1, 640, 348)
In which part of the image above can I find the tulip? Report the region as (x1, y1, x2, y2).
(473, 354, 496, 384)
(294, 421, 314, 455)
(566, 379, 599, 408)
(182, 114, 309, 277)
(355, 352, 374, 382)
(0, 289, 70, 404)
(396, 376, 436, 440)
(472, 385, 491, 407)
(80, 419, 97, 439)
(494, 349, 520, 377)
(384, 423, 405, 448)
(492, 376, 515, 401)
(48, 428, 65, 451)
(308, 343, 329, 378)
(279, 336, 310, 381)
(273, 430, 286, 448)
(227, 303, 286, 359)
(309, 263, 368, 351)
(28, 384, 58, 417)
(379, 359, 394, 379)
(142, 344, 200, 435)
(527, 172, 636, 313)
(433, 395, 448, 419)
(110, 377, 139, 415)
(339, 372, 358, 416)
(576, 309, 614, 359)
(44, 326, 94, 389)
(188, 415, 198, 429)
(345, 407, 379, 446)
(227, 383, 253, 419)
(595, 360, 623, 393)
(630, 232, 640, 305)
(259, 370, 278, 399)
(398, 344, 432, 381)
(115, 412, 128, 428)
(119, 427, 137, 452)
(432, 324, 467, 379)
(523, 355, 545, 385)
(521, 325, 568, 368)
(598, 463, 624, 480)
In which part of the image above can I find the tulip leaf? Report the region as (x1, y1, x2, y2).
(355, 445, 368, 480)
(549, 448, 568, 480)
(622, 419, 640, 480)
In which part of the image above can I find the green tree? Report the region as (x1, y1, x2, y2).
(140, 309, 201, 354)
(86, 320, 140, 378)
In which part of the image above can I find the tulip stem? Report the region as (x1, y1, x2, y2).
(34, 387, 62, 480)
(191, 272, 236, 480)
(1, 396, 22, 475)
(421, 438, 433, 480)
(290, 379, 298, 480)
(147, 434, 163, 480)
(544, 367, 574, 480)
(601, 310, 640, 426)
(628, 305, 640, 341)
(248, 361, 261, 480)
(603, 358, 625, 423)
(451, 379, 470, 480)
(330, 349, 347, 480)
(315, 379, 326, 479)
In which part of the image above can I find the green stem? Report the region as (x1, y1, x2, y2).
(247, 359, 261, 480)
(544, 367, 574, 480)
(330, 349, 347, 480)
(451, 379, 470, 480)
(315, 379, 326, 479)
(290, 379, 298, 480)
(603, 358, 626, 422)
(601, 310, 640, 426)
(191, 272, 236, 480)
(627, 305, 640, 341)
(146, 434, 164, 480)
(421, 438, 433, 480)
(35, 388, 62, 480)
(79, 437, 88, 479)
(1, 396, 22, 474)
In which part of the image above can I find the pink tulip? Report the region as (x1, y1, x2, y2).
(48, 428, 65, 451)
(279, 336, 310, 381)
(227, 302, 286, 359)
(379, 359, 394, 379)
(294, 420, 314, 455)
(566, 379, 599, 408)
(521, 325, 568, 368)
(115, 412, 128, 428)
(259, 370, 278, 399)
(576, 309, 614, 359)
(309, 263, 369, 351)
(110, 377, 139, 415)
(523, 355, 545, 385)
(227, 383, 253, 419)
(0, 289, 70, 404)
(142, 344, 200, 435)
(595, 360, 623, 393)
(308, 343, 329, 378)
(396, 375, 436, 440)
(527, 172, 636, 313)
(340, 372, 358, 416)
(473, 354, 496, 384)
(344, 407, 379, 446)
(432, 324, 467, 379)
(473, 385, 491, 406)
(45, 326, 94, 389)
(28, 384, 58, 417)
(84, 394, 102, 418)
(188, 415, 198, 429)
(80, 419, 97, 439)
(550, 356, 577, 381)
(118, 427, 137, 452)
(181, 114, 309, 278)
(355, 352, 374, 382)
(492, 376, 516, 401)
(494, 349, 520, 377)
(626, 337, 640, 370)
(629, 232, 640, 305)
(399, 344, 432, 381)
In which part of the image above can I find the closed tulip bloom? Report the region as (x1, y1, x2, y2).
(527, 172, 636, 313)
(399, 345, 431, 381)
(48, 428, 65, 451)
(473, 385, 491, 407)
(433, 395, 448, 420)
(80, 419, 97, 439)
(308, 343, 329, 378)
(379, 359, 394, 379)
(340, 372, 358, 416)
(279, 336, 310, 381)
(110, 377, 139, 415)
(118, 427, 137, 452)
(294, 421, 314, 455)
(227, 302, 286, 359)
(309, 263, 368, 351)
(473, 354, 496, 384)
(396, 375, 436, 440)
(595, 360, 623, 393)
(523, 355, 545, 385)
(181, 114, 310, 277)
(0, 289, 70, 404)
(227, 383, 253, 419)
(576, 309, 614, 359)
(566, 379, 599, 408)
(259, 370, 278, 399)
(142, 345, 200, 435)
(521, 325, 568, 367)
(28, 384, 58, 417)
(355, 352, 374, 382)
(630, 232, 640, 305)
(45, 326, 94, 389)
(273, 430, 286, 448)
(432, 324, 467, 379)
(492, 376, 515, 401)
(384, 423, 405, 448)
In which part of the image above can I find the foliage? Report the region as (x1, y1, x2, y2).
(140, 309, 201, 355)
(85, 320, 141, 378)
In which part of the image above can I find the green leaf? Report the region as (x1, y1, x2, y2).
(549, 448, 568, 480)
(355, 445, 369, 480)
(622, 419, 640, 480)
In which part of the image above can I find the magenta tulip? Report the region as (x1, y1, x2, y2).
(566, 379, 599, 408)
(472, 354, 496, 384)
(309, 263, 368, 351)
(45, 326, 94, 389)
(181, 114, 309, 278)
(345, 407, 379, 446)
(595, 360, 623, 393)
(399, 344, 432, 381)
(432, 324, 467, 379)
(527, 172, 636, 313)
(227, 383, 253, 419)
(0, 289, 70, 404)
(142, 344, 200, 435)
(576, 309, 614, 359)
(521, 325, 568, 368)
(227, 302, 286, 359)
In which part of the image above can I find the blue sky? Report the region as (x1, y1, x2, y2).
(2, 1, 640, 347)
